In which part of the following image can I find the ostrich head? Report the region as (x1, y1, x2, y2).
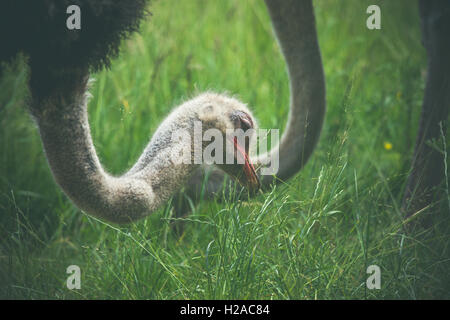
(145, 92, 260, 192)
(195, 93, 260, 191)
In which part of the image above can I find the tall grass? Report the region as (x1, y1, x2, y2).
(1, 0, 449, 299)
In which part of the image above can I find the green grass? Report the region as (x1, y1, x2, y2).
(1, 0, 449, 299)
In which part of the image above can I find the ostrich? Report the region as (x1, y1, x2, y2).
(0, 0, 448, 225)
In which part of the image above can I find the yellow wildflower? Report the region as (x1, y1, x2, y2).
(384, 142, 393, 150)
(122, 99, 130, 112)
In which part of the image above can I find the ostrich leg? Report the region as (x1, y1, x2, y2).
(402, 0, 450, 224)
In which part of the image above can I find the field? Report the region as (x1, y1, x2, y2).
(1, 0, 449, 299)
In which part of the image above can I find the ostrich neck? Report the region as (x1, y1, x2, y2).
(31, 72, 197, 223)
(258, 0, 326, 184)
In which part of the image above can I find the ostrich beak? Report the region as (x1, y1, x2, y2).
(231, 137, 260, 191)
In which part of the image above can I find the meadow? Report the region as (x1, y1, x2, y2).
(1, 0, 449, 299)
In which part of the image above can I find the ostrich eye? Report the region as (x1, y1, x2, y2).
(240, 116, 252, 131)
(231, 111, 253, 131)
